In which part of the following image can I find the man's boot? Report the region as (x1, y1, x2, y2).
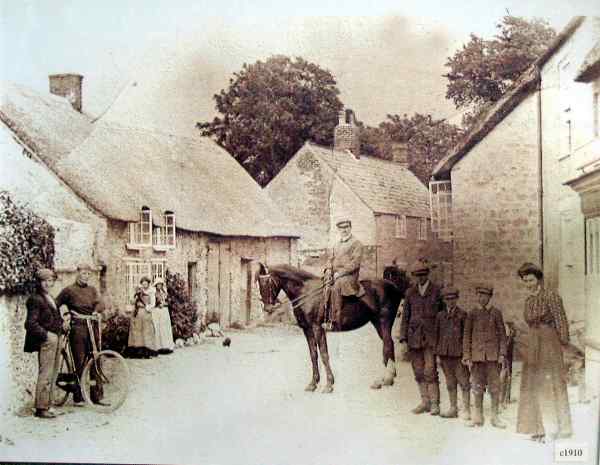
(467, 393, 484, 427)
(429, 383, 440, 416)
(440, 388, 458, 418)
(461, 388, 471, 421)
(411, 382, 430, 414)
(491, 393, 507, 429)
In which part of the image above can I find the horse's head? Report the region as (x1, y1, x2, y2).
(255, 262, 282, 314)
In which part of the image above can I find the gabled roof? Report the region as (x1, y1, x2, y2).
(432, 16, 586, 179)
(1, 82, 298, 238)
(54, 121, 299, 237)
(0, 82, 94, 168)
(575, 39, 600, 82)
(303, 142, 430, 218)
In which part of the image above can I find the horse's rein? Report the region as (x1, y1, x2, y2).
(260, 274, 328, 311)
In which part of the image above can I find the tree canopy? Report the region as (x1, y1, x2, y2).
(444, 15, 556, 112)
(197, 55, 343, 185)
(359, 113, 464, 185)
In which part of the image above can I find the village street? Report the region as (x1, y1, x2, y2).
(0, 323, 596, 465)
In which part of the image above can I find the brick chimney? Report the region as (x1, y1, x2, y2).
(391, 142, 409, 168)
(49, 74, 83, 112)
(334, 108, 360, 155)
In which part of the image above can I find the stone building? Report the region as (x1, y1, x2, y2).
(431, 16, 600, 396)
(0, 76, 298, 411)
(266, 109, 451, 282)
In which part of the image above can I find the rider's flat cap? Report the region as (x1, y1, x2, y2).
(76, 263, 93, 272)
(410, 259, 430, 275)
(36, 268, 56, 281)
(336, 219, 352, 228)
(441, 286, 459, 299)
(475, 284, 494, 296)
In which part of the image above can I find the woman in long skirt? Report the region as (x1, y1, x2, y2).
(516, 262, 572, 442)
(152, 278, 174, 354)
(127, 276, 158, 358)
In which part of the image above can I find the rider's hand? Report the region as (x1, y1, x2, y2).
(333, 271, 342, 280)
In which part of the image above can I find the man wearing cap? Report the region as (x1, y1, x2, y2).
(400, 259, 444, 415)
(435, 286, 470, 420)
(323, 219, 374, 331)
(56, 264, 104, 405)
(462, 284, 507, 428)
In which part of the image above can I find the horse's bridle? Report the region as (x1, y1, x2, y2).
(257, 269, 281, 313)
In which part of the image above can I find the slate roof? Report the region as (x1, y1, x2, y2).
(304, 142, 430, 218)
(1, 82, 298, 238)
(432, 16, 586, 179)
(575, 39, 600, 82)
(0, 82, 94, 167)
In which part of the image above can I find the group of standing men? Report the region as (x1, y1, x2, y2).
(400, 259, 508, 428)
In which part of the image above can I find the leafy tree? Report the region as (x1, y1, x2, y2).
(0, 191, 55, 295)
(198, 55, 343, 185)
(445, 15, 556, 110)
(166, 270, 198, 340)
(359, 114, 464, 185)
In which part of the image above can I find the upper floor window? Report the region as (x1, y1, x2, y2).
(429, 180, 452, 241)
(418, 218, 428, 241)
(395, 215, 407, 239)
(153, 211, 176, 249)
(128, 207, 152, 248)
(594, 92, 599, 138)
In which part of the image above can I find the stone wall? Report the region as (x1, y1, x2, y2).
(451, 92, 541, 322)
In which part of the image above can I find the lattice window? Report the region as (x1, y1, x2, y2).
(587, 217, 600, 276)
(129, 207, 152, 247)
(151, 260, 166, 283)
(429, 180, 452, 241)
(124, 261, 152, 303)
(395, 215, 407, 238)
(152, 212, 176, 248)
(417, 218, 428, 241)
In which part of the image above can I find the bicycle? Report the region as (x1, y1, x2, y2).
(53, 311, 130, 413)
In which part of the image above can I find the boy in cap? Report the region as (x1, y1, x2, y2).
(462, 284, 507, 428)
(400, 258, 443, 415)
(435, 286, 471, 420)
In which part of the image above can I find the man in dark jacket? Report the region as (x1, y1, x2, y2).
(435, 286, 470, 420)
(323, 219, 375, 331)
(24, 268, 66, 418)
(462, 284, 507, 428)
(400, 259, 443, 415)
(56, 264, 104, 405)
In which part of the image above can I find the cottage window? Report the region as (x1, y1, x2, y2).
(395, 215, 407, 238)
(124, 261, 151, 303)
(153, 212, 176, 250)
(594, 92, 599, 138)
(418, 218, 428, 241)
(587, 217, 600, 276)
(429, 180, 452, 241)
(151, 260, 167, 283)
(128, 207, 152, 249)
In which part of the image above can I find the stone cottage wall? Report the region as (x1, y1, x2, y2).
(451, 92, 541, 322)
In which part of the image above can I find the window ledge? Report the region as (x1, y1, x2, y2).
(152, 244, 175, 252)
(557, 153, 571, 162)
(126, 243, 152, 251)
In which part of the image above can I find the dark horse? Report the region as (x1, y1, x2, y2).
(256, 263, 407, 393)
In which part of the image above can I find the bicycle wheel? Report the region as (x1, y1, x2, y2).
(81, 350, 129, 413)
(52, 349, 72, 407)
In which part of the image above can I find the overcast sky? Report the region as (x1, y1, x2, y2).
(2, 1, 599, 135)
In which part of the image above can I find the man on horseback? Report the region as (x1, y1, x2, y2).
(322, 219, 376, 331)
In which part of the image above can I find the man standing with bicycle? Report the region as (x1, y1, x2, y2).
(56, 264, 104, 406)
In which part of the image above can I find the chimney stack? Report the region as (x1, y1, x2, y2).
(49, 74, 83, 112)
(391, 142, 409, 168)
(334, 108, 360, 155)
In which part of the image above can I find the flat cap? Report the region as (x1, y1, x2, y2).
(441, 286, 459, 299)
(475, 284, 494, 296)
(336, 219, 352, 228)
(410, 259, 430, 275)
(77, 263, 93, 272)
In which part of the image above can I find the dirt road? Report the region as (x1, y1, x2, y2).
(0, 325, 596, 464)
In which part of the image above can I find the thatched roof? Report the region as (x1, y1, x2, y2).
(575, 39, 600, 82)
(304, 142, 430, 218)
(55, 120, 299, 237)
(0, 82, 93, 167)
(432, 16, 586, 180)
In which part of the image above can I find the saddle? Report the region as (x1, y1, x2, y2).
(321, 280, 378, 331)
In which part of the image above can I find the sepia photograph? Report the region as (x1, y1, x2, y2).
(1, 1, 600, 464)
